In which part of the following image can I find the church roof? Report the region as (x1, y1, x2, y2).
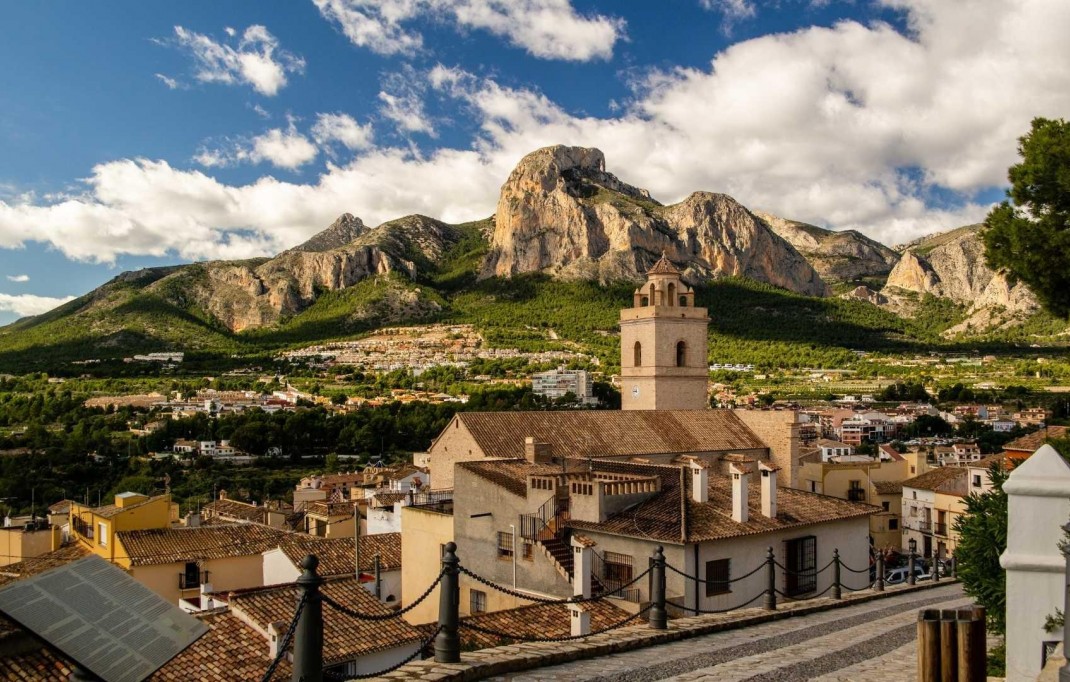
(647, 254, 681, 275)
(450, 410, 766, 461)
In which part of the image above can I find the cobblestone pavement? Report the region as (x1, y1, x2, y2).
(488, 584, 967, 682)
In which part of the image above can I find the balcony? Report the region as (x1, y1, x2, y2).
(910, 520, 932, 534)
(179, 570, 209, 590)
(933, 522, 948, 537)
(847, 489, 866, 502)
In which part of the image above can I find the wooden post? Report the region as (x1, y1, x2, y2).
(939, 609, 958, 681)
(957, 607, 986, 682)
(917, 609, 941, 682)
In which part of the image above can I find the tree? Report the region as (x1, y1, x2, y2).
(954, 463, 1010, 634)
(983, 117, 1070, 318)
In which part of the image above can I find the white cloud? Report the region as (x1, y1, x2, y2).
(155, 73, 181, 89)
(0, 294, 75, 318)
(312, 113, 374, 151)
(313, 0, 625, 61)
(700, 0, 756, 20)
(195, 120, 319, 170)
(6, 275, 29, 283)
(378, 69, 436, 135)
(2, 0, 1068, 266)
(251, 103, 271, 119)
(168, 24, 305, 96)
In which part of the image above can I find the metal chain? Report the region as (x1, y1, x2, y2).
(458, 565, 653, 605)
(775, 581, 838, 600)
(665, 560, 766, 585)
(260, 591, 308, 682)
(458, 605, 653, 643)
(839, 562, 874, 574)
(320, 569, 444, 621)
(666, 589, 768, 615)
(773, 557, 836, 576)
(323, 625, 443, 680)
(840, 580, 878, 593)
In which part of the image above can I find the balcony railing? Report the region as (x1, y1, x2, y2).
(933, 522, 948, 537)
(179, 570, 209, 590)
(847, 489, 866, 502)
(909, 520, 932, 533)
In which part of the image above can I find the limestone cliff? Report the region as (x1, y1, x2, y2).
(881, 224, 1038, 333)
(483, 146, 829, 296)
(755, 212, 899, 281)
(149, 214, 463, 332)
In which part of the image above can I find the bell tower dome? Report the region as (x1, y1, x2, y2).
(620, 254, 709, 410)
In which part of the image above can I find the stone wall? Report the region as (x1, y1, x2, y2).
(733, 410, 803, 487)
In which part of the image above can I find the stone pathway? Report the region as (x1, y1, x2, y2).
(488, 584, 968, 682)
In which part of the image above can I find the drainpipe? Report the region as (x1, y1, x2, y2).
(693, 543, 699, 615)
(510, 523, 517, 588)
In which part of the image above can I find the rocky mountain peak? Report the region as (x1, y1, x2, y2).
(755, 211, 900, 281)
(484, 145, 828, 296)
(290, 213, 367, 253)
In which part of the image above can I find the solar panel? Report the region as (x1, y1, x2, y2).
(0, 555, 209, 682)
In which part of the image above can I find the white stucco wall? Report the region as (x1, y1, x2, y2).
(1000, 445, 1070, 682)
(367, 504, 402, 535)
(262, 548, 302, 585)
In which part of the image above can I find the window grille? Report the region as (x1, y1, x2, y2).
(470, 589, 487, 614)
(784, 536, 817, 596)
(497, 531, 514, 559)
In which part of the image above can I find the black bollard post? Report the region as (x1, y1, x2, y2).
(649, 546, 667, 629)
(832, 549, 842, 600)
(292, 555, 324, 682)
(434, 541, 461, 664)
(764, 547, 777, 611)
(951, 555, 957, 580)
(933, 555, 940, 583)
(373, 553, 382, 600)
(908, 549, 916, 586)
(875, 552, 885, 592)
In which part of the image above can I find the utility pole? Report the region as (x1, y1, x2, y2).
(353, 501, 360, 580)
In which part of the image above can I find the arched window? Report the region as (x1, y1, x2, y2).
(679, 295, 688, 307)
(667, 283, 676, 306)
(634, 341, 642, 367)
(648, 283, 656, 305)
(641, 296, 649, 306)
(676, 341, 686, 367)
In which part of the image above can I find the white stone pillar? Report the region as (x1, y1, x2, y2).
(571, 535, 593, 599)
(570, 604, 591, 637)
(1000, 445, 1070, 681)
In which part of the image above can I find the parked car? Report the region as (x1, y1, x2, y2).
(884, 564, 928, 585)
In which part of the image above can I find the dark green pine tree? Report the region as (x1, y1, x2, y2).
(953, 463, 1010, 634)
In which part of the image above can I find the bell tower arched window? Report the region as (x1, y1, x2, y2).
(676, 341, 686, 367)
(667, 283, 676, 306)
(634, 342, 642, 367)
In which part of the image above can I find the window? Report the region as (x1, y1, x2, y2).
(98, 523, 107, 546)
(784, 536, 817, 596)
(679, 295, 688, 307)
(809, 481, 817, 493)
(972, 474, 982, 487)
(668, 282, 676, 306)
(523, 540, 533, 561)
(180, 562, 200, 589)
(633, 342, 642, 367)
(889, 518, 899, 531)
(497, 531, 514, 559)
(603, 551, 634, 590)
(910, 466, 916, 474)
(470, 589, 487, 614)
(882, 501, 890, 512)
(676, 341, 687, 368)
(705, 559, 731, 597)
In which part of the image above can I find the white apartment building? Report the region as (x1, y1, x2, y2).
(531, 367, 598, 405)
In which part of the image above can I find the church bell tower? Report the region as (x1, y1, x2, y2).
(620, 255, 710, 410)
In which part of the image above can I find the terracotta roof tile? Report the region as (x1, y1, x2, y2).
(451, 600, 631, 650)
(567, 461, 876, 544)
(457, 459, 584, 498)
(0, 634, 72, 681)
(453, 410, 766, 461)
(647, 254, 681, 275)
(1003, 426, 1068, 454)
(202, 499, 270, 524)
(276, 533, 401, 575)
(901, 467, 968, 493)
(0, 543, 92, 587)
(225, 577, 422, 665)
(873, 481, 903, 495)
(150, 611, 288, 681)
(117, 524, 294, 566)
(74, 493, 170, 519)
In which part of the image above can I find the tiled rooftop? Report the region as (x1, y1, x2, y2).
(151, 610, 288, 681)
(441, 600, 631, 651)
(451, 410, 766, 460)
(1003, 425, 1068, 454)
(203, 498, 271, 523)
(0, 543, 92, 587)
(901, 466, 968, 493)
(276, 533, 402, 575)
(225, 576, 423, 666)
(873, 481, 904, 496)
(117, 524, 294, 566)
(72, 493, 169, 519)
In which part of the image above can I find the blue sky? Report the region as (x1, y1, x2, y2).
(0, 0, 1066, 324)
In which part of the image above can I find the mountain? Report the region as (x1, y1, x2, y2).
(881, 224, 1039, 333)
(755, 211, 900, 281)
(484, 146, 829, 296)
(287, 213, 367, 253)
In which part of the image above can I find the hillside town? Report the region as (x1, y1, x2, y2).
(0, 258, 1065, 681)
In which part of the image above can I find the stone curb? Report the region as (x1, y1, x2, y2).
(360, 580, 960, 681)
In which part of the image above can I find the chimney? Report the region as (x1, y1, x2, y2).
(689, 459, 709, 503)
(730, 463, 750, 523)
(218, 489, 227, 500)
(524, 437, 552, 464)
(267, 621, 286, 658)
(759, 461, 779, 518)
(185, 511, 202, 528)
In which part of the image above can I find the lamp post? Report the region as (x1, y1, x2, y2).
(908, 537, 917, 586)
